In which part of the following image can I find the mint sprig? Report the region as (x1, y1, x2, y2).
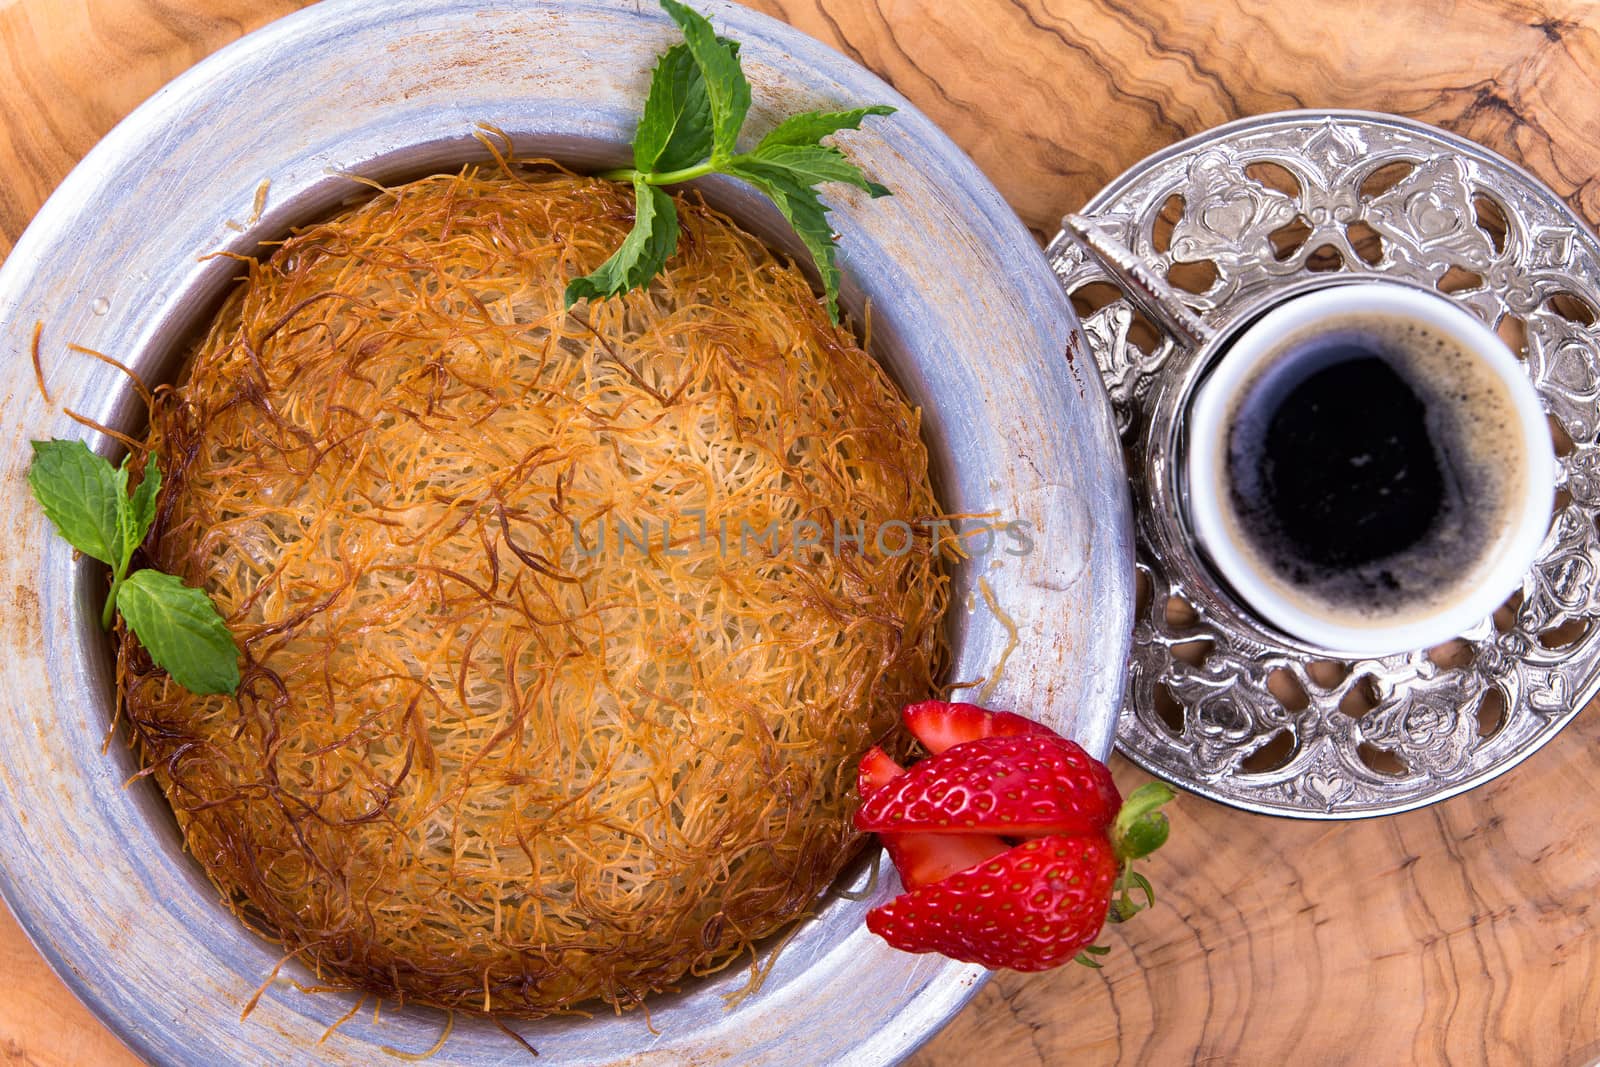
(564, 176, 680, 305)
(116, 570, 241, 696)
(28, 439, 240, 696)
(565, 0, 895, 322)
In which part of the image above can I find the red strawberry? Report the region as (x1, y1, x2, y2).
(902, 700, 1052, 754)
(857, 700, 1177, 973)
(865, 833, 1119, 971)
(854, 734, 1121, 837)
(857, 745, 1008, 889)
(858, 744, 907, 794)
(881, 830, 1011, 890)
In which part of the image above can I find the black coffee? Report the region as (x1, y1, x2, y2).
(1222, 312, 1520, 616)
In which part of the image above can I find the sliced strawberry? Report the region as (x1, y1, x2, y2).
(883, 831, 1010, 890)
(856, 745, 1009, 889)
(858, 744, 906, 795)
(854, 734, 1121, 837)
(865, 833, 1118, 971)
(902, 700, 1053, 755)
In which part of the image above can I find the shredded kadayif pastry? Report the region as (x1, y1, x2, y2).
(121, 162, 947, 1015)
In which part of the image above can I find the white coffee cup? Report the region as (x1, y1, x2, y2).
(1185, 281, 1555, 656)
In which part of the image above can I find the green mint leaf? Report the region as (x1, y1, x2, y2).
(634, 43, 715, 173)
(32, 438, 237, 691)
(110, 454, 135, 570)
(126, 452, 161, 557)
(117, 568, 240, 696)
(724, 158, 846, 322)
(113, 452, 160, 577)
(27, 439, 125, 566)
(745, 142, 892, 199)
(588, 1, 894, 313)
(565, 175, 681, 306)
(755, 105, 896, 152)
(660, 0, 750, 160)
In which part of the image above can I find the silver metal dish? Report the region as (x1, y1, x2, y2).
(0, 1, 1131, 1062)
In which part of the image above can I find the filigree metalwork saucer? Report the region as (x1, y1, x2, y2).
(1048, 110, 1600, 817)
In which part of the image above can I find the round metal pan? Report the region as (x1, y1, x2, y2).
(0, 1, 1132, 1062)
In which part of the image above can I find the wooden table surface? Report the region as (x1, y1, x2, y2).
(4, 1, 1600, 1064)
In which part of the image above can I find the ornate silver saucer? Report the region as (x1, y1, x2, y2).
(1049, 110, 1600, 818)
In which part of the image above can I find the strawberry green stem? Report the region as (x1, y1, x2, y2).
(1106, 781, 1176, 925)
(1111, 781, 1175, 862)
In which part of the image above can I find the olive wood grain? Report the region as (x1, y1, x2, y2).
(2, 1, 1599, 1065)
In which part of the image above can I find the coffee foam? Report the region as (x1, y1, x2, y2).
(1209, 307, 1529, 631)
